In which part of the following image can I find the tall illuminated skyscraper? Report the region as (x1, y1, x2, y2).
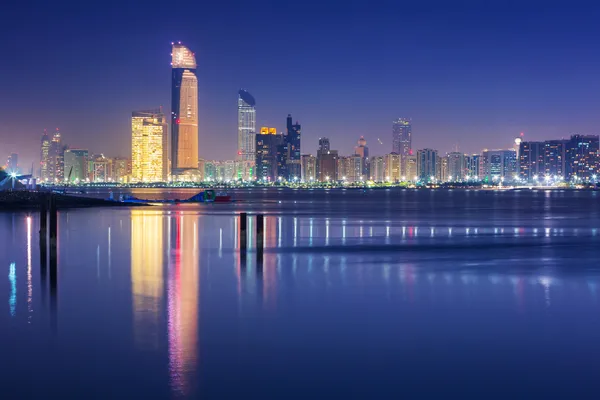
(238, 89, 256, 161)
(171, 42, 199, 178)
(132, 109, 168, 182)
(392, 118, 412, 156)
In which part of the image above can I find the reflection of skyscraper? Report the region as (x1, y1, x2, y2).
(168, 214, 199, 397)
(392, 118, 412, 156)
(131, 210, 164, 350)
(40, 130, 50, 180)
(132, 109, 168, 182)
(171, 43, 199, 178)
(238, 90, 256, 162)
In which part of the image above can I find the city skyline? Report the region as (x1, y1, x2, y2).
(3, 2, 600, 169)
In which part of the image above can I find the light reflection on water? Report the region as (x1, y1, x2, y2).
(3, 189, 600, 398)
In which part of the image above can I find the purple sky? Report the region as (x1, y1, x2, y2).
(2, 1, 600, 169)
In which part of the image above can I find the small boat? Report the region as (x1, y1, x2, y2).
(118, 189, 232, 204)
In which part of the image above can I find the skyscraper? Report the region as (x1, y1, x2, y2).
(417, 148, 438, 182)
(238, 89, 256, 161)
(171, 42, 199, 178)
(355, 136, 369, 176)
(519, 142, 544, 182)
(132, 109, 168, 182)
(286, 114, 301, 180)
(48, 129, 63, 182)
(482, 150, 517, 181)
(255, 127, 282, 182)
(316, 137, 331, 179)
(64, 149, 89, 182)
(384, 153, 401, 182)
(301, 154, 317, 182)
(40, 130, 50, 180)
(392, 118, 412, 156)
(566, 135, 599, 180)
(447, 152, 465, 181)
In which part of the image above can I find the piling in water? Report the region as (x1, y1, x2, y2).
(49, 195, 58, 271)
(256, 214, 264, 262)
(240, 213, 247, 251)
(40, 194, 48, 279)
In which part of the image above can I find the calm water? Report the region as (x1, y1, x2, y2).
(2, 189, 600, 399)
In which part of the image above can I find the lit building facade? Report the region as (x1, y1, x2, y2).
(113, 157, 131, 183)
(132, 109, 168, 182)
(355, 136, 369, 177)
(384, 153, 401, 181)
(566, 135, 599, 180)
(518, 142, 544, 182)
(285, 114, 302, 180)
(171, 43, 199, 178)
(48, 129, 64, 182)
(89, 154, 113, 182)
(318, 150, 339, 182)
(370, 156, 385, 182)
(465, 154, 481, 179)
(301, 154, 317, 182)
(256, 127, 282, 182)
(392, 118, 412, 156)
(404, 155, 417, 180)
(447, 152, 465, 181)
(238, 89, 256, 162)
(417, 148, 438, 181)
(482, 150, 517, 181)
(40, 130, 50, 180)
(63, 149, 88, 182)
(7, 153, 18, 174)
(544, 140, 568, 179)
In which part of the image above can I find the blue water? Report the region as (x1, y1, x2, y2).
(2, 189, 600, 399)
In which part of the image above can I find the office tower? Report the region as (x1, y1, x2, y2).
(566, 135, 599, 181)
(370, 156, 385, 182)
(316, 137, 331, 179)
(417, 149, 438, 181)
(355, 136, 369, 177)
(392, 118, 412, 156)
(514, 136, 523, 160)
(338, 155, 363, 183)
(204, 161, 216, 181)
(318, 137, 330, 152)
(235, 160, 254, 181)
(238, 89, 256, 161)
(464, 154, 481, 179)
(40, 130, 51, 180)
(90, 155, 113, 182)
(518, 142, 544, 182)
(318, 150, 338, 182)
(286, 114, 302, 180)
(112, 157, 131, 183)
(7, 153, 18, 174)
(171, 42, 199, 178)
(63, 149, 88, 182)
(276, 137, 288, 180)
(132, 109, 168, 182)
(384, 153, 401, 182)
(482, 149, 517, 181)
(48, 129, 63, 182)
(438, 155, 449, 182)
(543, 140, 568, 179)
(404, 155, 417, 180)
(447, 152, 465, 181)
(255, 127, 283, 182)
(301, 154, 317, 182)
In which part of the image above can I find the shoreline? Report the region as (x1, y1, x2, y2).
(0, 191, 146, 212)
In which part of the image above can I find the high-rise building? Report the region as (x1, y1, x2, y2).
(112, 157, 131, 183)
(40, 130, 51, 180)
(171, 43, 199, 178)
(89, 154, 113, 182)
(301, 154, 317, 182)
(518, 142, 544, 182)
(404, 155, 417, 180)
(482, 150, 517, 181)
(447, 152, 465, 181)
(238, 89, 256, 162)
(384, 153, 401, 182)
(465, 154, 481, 179)
(417, 149, 438, 182)
(543, 140, 568, 179)
(316, 137, 331, 179)
(63, 149, 89, 183)
(370, 156, 385, 182)
(7, 153, 18, 174)
(255, 127, 282, 182)
(132, 109, 168, 182)
(235, 160, 254, 181)
(566, 135, 599, 181)
(318, 150, 339, 182)
(286, 114, 302, 180)
(48, 129, 64, 182)
(392, 118, 412, 156)
(355, 136, 369, 177)
(438, 155, 449, 182)
(338, 155, 364, 183)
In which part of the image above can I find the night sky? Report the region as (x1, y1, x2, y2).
(2, 1, 600, 168)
